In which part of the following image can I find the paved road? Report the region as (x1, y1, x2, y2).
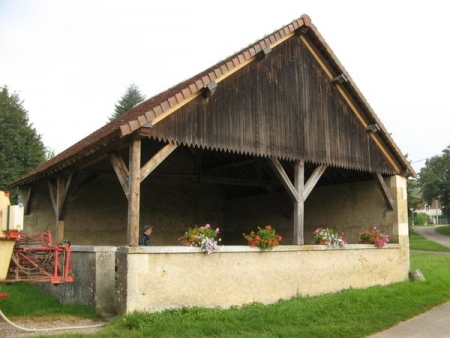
(367, 225, 450, 338)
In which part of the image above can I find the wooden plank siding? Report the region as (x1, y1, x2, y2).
(146, 37, 396, 175)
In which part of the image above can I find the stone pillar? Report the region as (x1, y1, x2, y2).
(387, 175, 409, 265)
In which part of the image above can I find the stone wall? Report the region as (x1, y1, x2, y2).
(36, 246, 117, 316)
(226, 178, 395, 245)
(115, 244, 407, 314)
(20, 174, 226, 246)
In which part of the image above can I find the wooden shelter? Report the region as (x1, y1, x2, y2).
(11, 13, 414, 247)
(9, 14, 417, 315)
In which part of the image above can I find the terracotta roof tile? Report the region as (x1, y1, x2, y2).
(189, 83, 197, 94)
(137, 115, 147, 126)
(181, 87, 191, 99)
(153, 105, 163, 117)
(120, 124, 131, 136)
(128, 120, 140, 132)
(195, 79, 204, 90)
(214, 68, 223, 78)
(175, 92, 184, 103)
(208, 72, 216, 81)
(168, 96, 177, 107)
(200, 75, 209, 85)
(145, 110, 156, 121)
(161, 101, 170, 112)
(220, 64, 228, 74)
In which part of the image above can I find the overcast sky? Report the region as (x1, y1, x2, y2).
(1, 0, 449, 174)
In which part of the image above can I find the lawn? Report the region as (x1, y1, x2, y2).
(436, 225, 450, 236)
(1, 229, 449, 338)
(409, 226, 450, 252)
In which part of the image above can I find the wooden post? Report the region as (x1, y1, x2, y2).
(269, 158, 327, 245)
(56, 176, 66, 243)
(128, 139, 141, 247)
(293, 161, 304, 245)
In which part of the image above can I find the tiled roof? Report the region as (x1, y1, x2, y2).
(10, 14, 415, 187)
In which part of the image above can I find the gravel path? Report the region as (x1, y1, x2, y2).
(0, 315, 106, 338)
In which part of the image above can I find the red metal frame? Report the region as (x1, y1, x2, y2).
(4, 231, 74, 284)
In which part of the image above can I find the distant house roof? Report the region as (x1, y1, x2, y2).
(10, 14, 416, 188)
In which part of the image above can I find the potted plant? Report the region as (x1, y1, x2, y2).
(180, 223, 221, 254)
(313, 227, 346, 247)
(242, 225, 282, 251)
(358, 226, 389, 247)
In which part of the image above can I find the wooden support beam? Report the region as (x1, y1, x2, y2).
(109, 152, 130, 197)
(303, 165, 327, 200)
(24, 185, 33, 215)
(268, 159, 325, 245)
(127, 139, 141, 247)
(293, 161, 305, 245)
(56, 176, 66, 242)
(268, 157, 298, 202)
(140, 143, 178, 182)
(70, 173, 100, 200)
(48, 180, 57, 217)
(58, 172, 76, 220)
(374, 173, 395, 210)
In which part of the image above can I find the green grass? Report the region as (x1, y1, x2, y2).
(436, 225, 450, 236)
(409, 229, 450, 252)
(0, 283, 98, 319)
(1, 230, 450, 338)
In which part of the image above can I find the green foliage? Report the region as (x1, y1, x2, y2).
(0, 86, 46, 202)
(407, 178, 421, 217)
(108, 83, 145, 122)
(419, 144, 450, 220)
(412, 212, 429, 226)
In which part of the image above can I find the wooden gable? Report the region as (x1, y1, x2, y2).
(145, 35, 396, 175)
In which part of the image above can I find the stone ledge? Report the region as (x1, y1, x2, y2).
(116, 243, 400, 254)
(71, 245, 118, 253)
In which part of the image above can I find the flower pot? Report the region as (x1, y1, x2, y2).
(179, 236, 192, 246)
(315, 239, 327, 245)
(359, 240, 372, 244)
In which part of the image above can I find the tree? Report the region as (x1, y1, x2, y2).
(0, 86, 47, 202)
(418, 144, 450, 221)
(407, 178, 421, 217)
(108, 83, 145, 122)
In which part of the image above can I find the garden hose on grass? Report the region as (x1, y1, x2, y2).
(0, 309, 105, 333)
